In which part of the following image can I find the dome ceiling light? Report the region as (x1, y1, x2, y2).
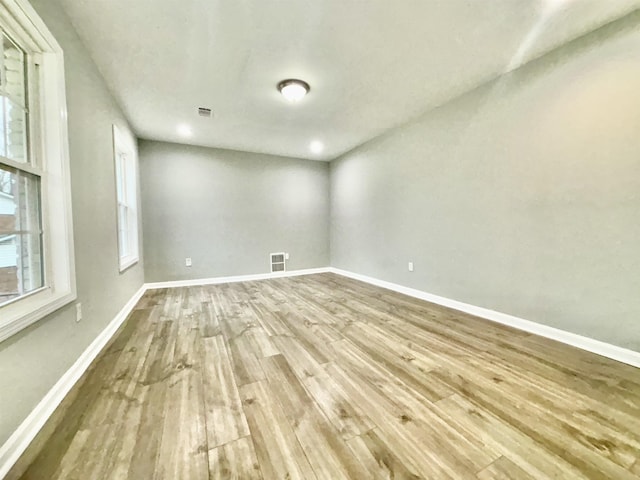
(278, 79, 310, 102)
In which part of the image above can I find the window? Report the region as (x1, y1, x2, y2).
(0, 165, 43, 303)
(113, 126, 138, 272)
(0, 0, 75, 343)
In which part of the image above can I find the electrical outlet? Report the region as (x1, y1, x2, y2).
(285, 252, 290, 260)
(408, 261, 414, 272)
(185, 257, 192, 267)
(76, 303, 82, 322)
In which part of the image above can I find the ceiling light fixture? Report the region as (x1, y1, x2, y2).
(278, 79, 310, 102)
(177, 124, 192, 137)
(310, 140, 324, 154)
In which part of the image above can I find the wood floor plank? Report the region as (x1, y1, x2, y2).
(430, 368, 640, 479)
(225, 334, 266, 386)
(340, 321, 453, 402)
(48, 429, 91, 480)
(242, 284, 294, 337)
(324, 360, 454, 478)
(372, 315, 640, 473)
(208, 436, 263, 480)
(126, 382, 167, 479)
(14, 273, 640, 480)
(434, 394, 591, 479)
(346, 428, 424, 480)
(100, 385, 149, 479)
(373, 307, 640, 432)
(155, 329, 208, 480)
(126, 310, 179, 479)
(62, 425, 117, 479)
(199, 292, 221, 338)
(270, 308, 334, 364)
(260, 354, 371, 480)
(201, 335, 250, 447)
(246, 329, 280, 358)
(327, 343, 498, 477)
(476, 456, 536, 480)
(271, 334, 327, 380)
(156, 371, 208, 479)
(238, 380, 317, 480)
(302, 371, 375, 440)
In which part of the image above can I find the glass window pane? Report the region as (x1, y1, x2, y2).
(2, 34, 26, 107)
(15, 232, 43, 294)
(0, 234, 17, 302)
(0, 163, 43, 305)
(0, 164, 17, 235)
(0, 165, 16, 238)
(12, 166, 41, 234)
(118, 204, 128, 257)
(5, 98, 27, 162)
(115, 153, 125, 201)
(0, 98, 5, 158)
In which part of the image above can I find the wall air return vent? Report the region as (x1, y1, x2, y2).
(270, 252, 286, 273)
(198, 107, 212, 117)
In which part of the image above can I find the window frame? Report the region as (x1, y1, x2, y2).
(113, 125, 139, 272)
(0, 0, 76, 343)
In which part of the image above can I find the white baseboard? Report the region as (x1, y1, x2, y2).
(0, 285, 147, 480)
(144, 267, 331, 290)
(328, 267, 640, 369)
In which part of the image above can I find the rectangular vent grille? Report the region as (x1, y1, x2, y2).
(198, 107, 212, 117)
(270, 252, 286, 273)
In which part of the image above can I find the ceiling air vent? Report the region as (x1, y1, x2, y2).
(198, 107, 212, 118)
(270, 252, 286, 273)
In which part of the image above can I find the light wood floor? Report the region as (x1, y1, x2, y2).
(16, 273, 640, 479)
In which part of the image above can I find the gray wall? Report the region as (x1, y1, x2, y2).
(140, 140, 329, 282)
(330, 17, 640, 351)
(0, 0, 144, 444)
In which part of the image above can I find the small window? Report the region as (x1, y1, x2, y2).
(0, 30, 43, 305)
(113, 125, 138, 272)
(0, 0, 76, 343)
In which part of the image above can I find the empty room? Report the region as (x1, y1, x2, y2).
(0, 0, 639, 478)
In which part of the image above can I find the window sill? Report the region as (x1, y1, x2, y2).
(119, 256, 139, 273)
(0, 289, 77, 343)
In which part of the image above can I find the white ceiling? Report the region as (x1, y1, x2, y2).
(59, 0, 640, 161)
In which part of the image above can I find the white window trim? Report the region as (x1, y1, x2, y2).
(113, 125, 138, 272)
(0, 0, 76, 343)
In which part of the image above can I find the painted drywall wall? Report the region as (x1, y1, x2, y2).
(330, 15, 640, 351)
(0, 0, 144, 445)
(140, 140, 329, 281)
